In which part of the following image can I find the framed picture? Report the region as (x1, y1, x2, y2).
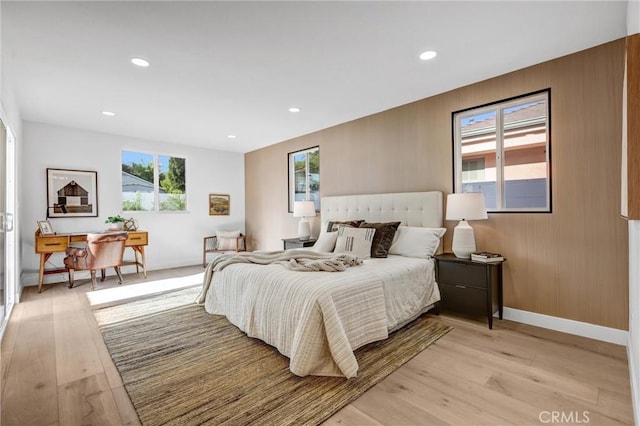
(209, 194, 230, 215)
(37, 220, 54, 235)
(288, 146, 320, 213)
(47, 168, 98, 218)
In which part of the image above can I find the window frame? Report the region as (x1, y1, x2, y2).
(287, 146, 320, 213)
(121, 150, 188, 213)
(452, 88, 552, 213)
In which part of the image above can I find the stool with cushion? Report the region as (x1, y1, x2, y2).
(64, 231, 128, 290)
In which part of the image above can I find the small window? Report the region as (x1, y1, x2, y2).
(452, 89, 551, 212)
(122, 151, 186, 212)
(288, 146, 320, 212)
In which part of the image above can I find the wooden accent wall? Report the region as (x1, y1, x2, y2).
(245, 39, 628, 330)
(627, 34, 640, 219)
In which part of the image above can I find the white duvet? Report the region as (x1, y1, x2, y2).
(200, 254, 439, 378)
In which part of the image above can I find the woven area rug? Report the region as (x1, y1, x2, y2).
(94, 287, 452, 426)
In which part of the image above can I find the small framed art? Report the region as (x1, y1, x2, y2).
(37, 220, 54, 235)
(209, 194, 230, 215)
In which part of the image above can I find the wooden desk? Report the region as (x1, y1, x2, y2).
(35, 230, 149, 293)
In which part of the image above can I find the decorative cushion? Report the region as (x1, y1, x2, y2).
(311, 231, 338, 252)
(217, 230, 241, 250)
(334, 226, 376, 259)
(389, 226, 446, 258)
(326, 220, 364, 232)
(358, 221, 401, 258)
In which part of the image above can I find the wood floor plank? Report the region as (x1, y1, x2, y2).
(321, 404, 383, 426)
(402, 362, 544, 425)
(53, 289, 104, 386)
(429, 337, 601, 405)
(1, 292, 58, 426)
(111, 385, 141, 426)
(485, 370, 627, 425)
(596, 387, 635, 424)
(82, 297, 124, 390)
(1, 301, 23, 395)
(58, 373, 123, 426)
(373, 368, 512, 426)
(351, 385, 449, 425)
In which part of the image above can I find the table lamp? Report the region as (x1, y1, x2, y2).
(445, 193, 488, 259)
(293, 201, 316, 240)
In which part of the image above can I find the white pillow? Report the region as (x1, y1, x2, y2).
(389, 226, 446, 258)
(217, 230, 241, 250)
(334, 226, 376, 259)
(311, 231, 338, 252)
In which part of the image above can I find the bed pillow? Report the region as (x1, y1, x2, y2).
(326, 220, 364, 232)
(334, 226, 376, 259)
(358, 221, 401, 258)
(216, 230, 241, 250)
(389, 226, 446, 258)
(311, 231, 338, 252)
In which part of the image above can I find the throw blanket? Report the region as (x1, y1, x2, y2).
(196, 250, 362, 304)
(196, 250, 388, 377)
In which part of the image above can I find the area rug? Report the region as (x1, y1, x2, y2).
(94, 287, 452, 426)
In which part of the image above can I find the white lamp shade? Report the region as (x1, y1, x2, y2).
(293, 201, 316, 218)
(446, 192, 487, 259)
(445, 193, 488, 221)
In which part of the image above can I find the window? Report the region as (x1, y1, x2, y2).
(121, 150, 186, 212)
(288, 146, 319, 212)
(453, 89, 551, 212)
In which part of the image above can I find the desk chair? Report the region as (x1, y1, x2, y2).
(64, 232, 128, 290)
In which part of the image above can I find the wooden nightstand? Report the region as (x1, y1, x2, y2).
(434, 253, 505, 329)
(282, 237, 317, 250)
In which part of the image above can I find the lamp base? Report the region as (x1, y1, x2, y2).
(298, 218, 311, 240)
(451, 220, 476, 259)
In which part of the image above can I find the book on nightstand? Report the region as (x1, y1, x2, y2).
(471, 252, 504, 263)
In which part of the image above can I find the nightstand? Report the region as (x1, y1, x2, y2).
(434, 253, 505, 329)
(282, 237, 317, 250)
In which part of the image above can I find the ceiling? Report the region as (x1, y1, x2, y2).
(2, 1, 629, 154)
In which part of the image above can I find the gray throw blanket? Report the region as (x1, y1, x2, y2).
(196, 250, 363, 304)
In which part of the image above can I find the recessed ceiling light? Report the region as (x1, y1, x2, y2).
(419, 50, 437, 61)
(102, 111, 115, 116)
(131, 57, 150, 67)
(227, 135, 237, 139)
(289, 107, 301, 113)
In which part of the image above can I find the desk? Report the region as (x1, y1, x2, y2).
(35, 230, 148, 293)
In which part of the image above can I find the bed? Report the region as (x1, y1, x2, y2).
(197, 191, 445, 378)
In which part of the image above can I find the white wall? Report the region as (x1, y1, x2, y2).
(20, 121, 245, 286)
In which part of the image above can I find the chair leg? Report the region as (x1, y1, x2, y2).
(114, 266, 124, 285)
(68, 269, 75, 289)
(90, 270, 98, 290)
(100, 268, 106, 282)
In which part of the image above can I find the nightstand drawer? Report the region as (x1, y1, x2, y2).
(438, 282, 487, 316)
(437, 261, 487, 289)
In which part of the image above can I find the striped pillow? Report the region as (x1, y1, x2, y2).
(334, 226, 376, 259)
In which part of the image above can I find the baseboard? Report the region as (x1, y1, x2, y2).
(501, 307, 628, 346)
(627, 338, 640, 426)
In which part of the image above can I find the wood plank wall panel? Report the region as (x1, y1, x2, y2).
(245, 39, 628, 330)
(628, 34, 640, 219)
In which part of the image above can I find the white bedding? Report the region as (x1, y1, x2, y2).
(200, 253, 439, 378)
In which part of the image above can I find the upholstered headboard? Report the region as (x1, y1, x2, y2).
(321, 191, 443, 228)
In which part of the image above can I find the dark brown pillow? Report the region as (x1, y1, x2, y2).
(359, 222, 401, 258)
(326, 220, 364, 232)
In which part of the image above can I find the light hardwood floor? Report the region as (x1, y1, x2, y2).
(1, 266, 633, 426)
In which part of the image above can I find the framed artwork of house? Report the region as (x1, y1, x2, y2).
(46, 168, 98, 218)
